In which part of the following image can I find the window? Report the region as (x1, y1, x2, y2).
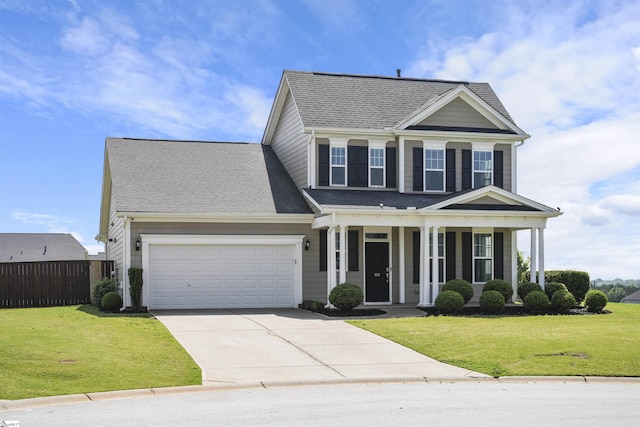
(331, 146, 346, 185)
(319, 229, 359, 272)
(473, 150, 492, 188)
(369, 148, 385, 187)
(429, 233, 445, 283)
(473, 233, 492, 283)
(425, 149, 445, 191)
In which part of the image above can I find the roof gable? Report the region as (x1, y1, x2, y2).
(262, 71, 524, 141)
(424, 186, 560, 213)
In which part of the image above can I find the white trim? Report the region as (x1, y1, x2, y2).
(306, 127, 530, 143)
(511, 231, 518, 302)
(329, 145, 347, 186)
(399, 136, 406, 193)
(140, 234, 305, 309)
(116, 213, 314, 224)
(423, 146, 446, 192)
(472, 229, 494, 284)
(122, 215, 131, 310)
(399, 227, 405, 304)
(368, 146, 386, 187)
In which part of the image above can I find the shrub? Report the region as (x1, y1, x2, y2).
(482, 279, 513, 302)
(551, 289, 577, 313)
(544, 282, 568, 300)
(523, 291, 550, 314)
(584, 290, 608, 313)
(517, 282, 543, 301)
(442, 279, 473, 304)
(101, 292, 123, 312)
(434, 290, 465, 314)
(523, 270, 590, 303)
(479, 290, 505, 314)
(128, 267, 143, 312)
(92, 278, 118, 308)
(300, 300, 325, 312)
(329, 283, 363, 312)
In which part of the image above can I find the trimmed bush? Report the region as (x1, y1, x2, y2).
(300, 300, 325, 312)
(434, 290, 465, 314)
(101, 292, 123, 312)
(523, 291, 550, 314)
(479, 290, 505, 314)
(523, 270, 590, 303)
(442, 279, 473, 304)
(92, 278, 118, 308)
(544, 282, 568, 300)
(551, 289, 577, 313)
(483, 279, 513, 302)
(329, 283, 363, 312)
(584, 290, 608, 313)
(128, 267, 143, 312)
(517, 282, 543, 301)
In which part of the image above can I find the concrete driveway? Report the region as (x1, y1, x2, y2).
(153, 308, 488, 386)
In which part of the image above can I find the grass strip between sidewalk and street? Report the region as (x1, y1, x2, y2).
(349, 302, 640, 377)
(0, 305, 201, 400)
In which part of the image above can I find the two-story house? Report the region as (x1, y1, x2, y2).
(97, 71, 560, 310)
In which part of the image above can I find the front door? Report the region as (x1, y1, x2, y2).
(365, 241, 389, 302)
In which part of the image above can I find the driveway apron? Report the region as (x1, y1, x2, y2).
(153, 308, 488, 386)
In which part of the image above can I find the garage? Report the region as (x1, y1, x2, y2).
(141, 235, 304, 309)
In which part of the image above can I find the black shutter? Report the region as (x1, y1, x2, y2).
(348, 230, 359, 271)
(348, 146, 368, 187)
(412, 232, 420, 284)
(462, 149, 472, 190)
(494, 232, 504, 280)
(446, 148, 456, 192)
(462, 232, 472, 282)
(319, 144, 329, 186)
(413, 147, 423, 191)
(319, 229, 327, 271)
(386, 147, 396, 188)
(446, 231, 456, 281)
(494, 150, 503, 189)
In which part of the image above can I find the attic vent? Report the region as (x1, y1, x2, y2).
(396, 69, 402, 78)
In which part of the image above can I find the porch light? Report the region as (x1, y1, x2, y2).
(305, 239, 310, 251)
(136, 238, 141, 251)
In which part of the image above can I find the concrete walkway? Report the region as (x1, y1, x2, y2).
(153, 308, 488, 386)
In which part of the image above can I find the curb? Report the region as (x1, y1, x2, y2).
(3, 376, 639, 411)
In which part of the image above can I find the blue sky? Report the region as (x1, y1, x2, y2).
(1, 0, 639, 279)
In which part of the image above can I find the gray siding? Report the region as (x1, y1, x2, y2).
(105, 188, 125, 287)
(418, 98, 499, 129)
(270, 92, 308, 189)
(496, 143, 511, 192)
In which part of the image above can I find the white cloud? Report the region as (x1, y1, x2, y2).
(59, 16, 111, 55)
(408, 0, 640, 278)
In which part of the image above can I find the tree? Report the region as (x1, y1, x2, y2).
(607, 287, 626, 302)
(517, 249, 530, 283)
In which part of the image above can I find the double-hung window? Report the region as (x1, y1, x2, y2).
(369, 148, 385, 187)
(473, 150, 492, 188)
(473, 233, 492, 283)
(331, 146, 346, 186)
(425, 148, 445, 191)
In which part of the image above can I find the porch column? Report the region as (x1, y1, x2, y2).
(530, 227, 537, 284)
(511, 231, 518, 302)
(399, 226, 405, 303)
(419, 222, 431, 306)
(431, 226, 440, 302)
(538, 228, 545, 289)
(327, 226, 337, 305)
(339, 225, 347, 284)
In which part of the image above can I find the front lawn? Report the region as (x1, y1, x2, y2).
(349, 302, 640, 377)
(0, 305, 201, 400)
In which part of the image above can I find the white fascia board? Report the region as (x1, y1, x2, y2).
(396, 85, 528, 136)
(302, 190, 325, 214)
(140, 234, 306, 245)
(395, 129, 529, 143)
(261, 73, 295, 145)
(305, 127, 395, 140)
(116, 212, 315, 224)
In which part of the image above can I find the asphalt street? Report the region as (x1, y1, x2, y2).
(2, 380, 639, 426)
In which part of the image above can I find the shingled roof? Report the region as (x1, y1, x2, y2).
(281, 70, 516, 130)
(0, 233, 87, 262)
(105, 138, 313, 216)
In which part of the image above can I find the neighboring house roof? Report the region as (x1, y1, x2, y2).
(104, 138, 313, 219)
(275, 70, 516, 132)
(0, 233, 87, 262)
(621, 290, 640, 304)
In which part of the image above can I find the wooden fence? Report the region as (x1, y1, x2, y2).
(0, 260, 114, 308)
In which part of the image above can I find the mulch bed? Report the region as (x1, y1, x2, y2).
(318, 308, 387, 317)
(418, 305, 611, 316)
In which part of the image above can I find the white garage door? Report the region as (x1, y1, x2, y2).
(147, 243, 296, 309)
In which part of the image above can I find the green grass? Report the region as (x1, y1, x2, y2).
(0, 305, 201, 400)
(349, 303, 640, 377)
